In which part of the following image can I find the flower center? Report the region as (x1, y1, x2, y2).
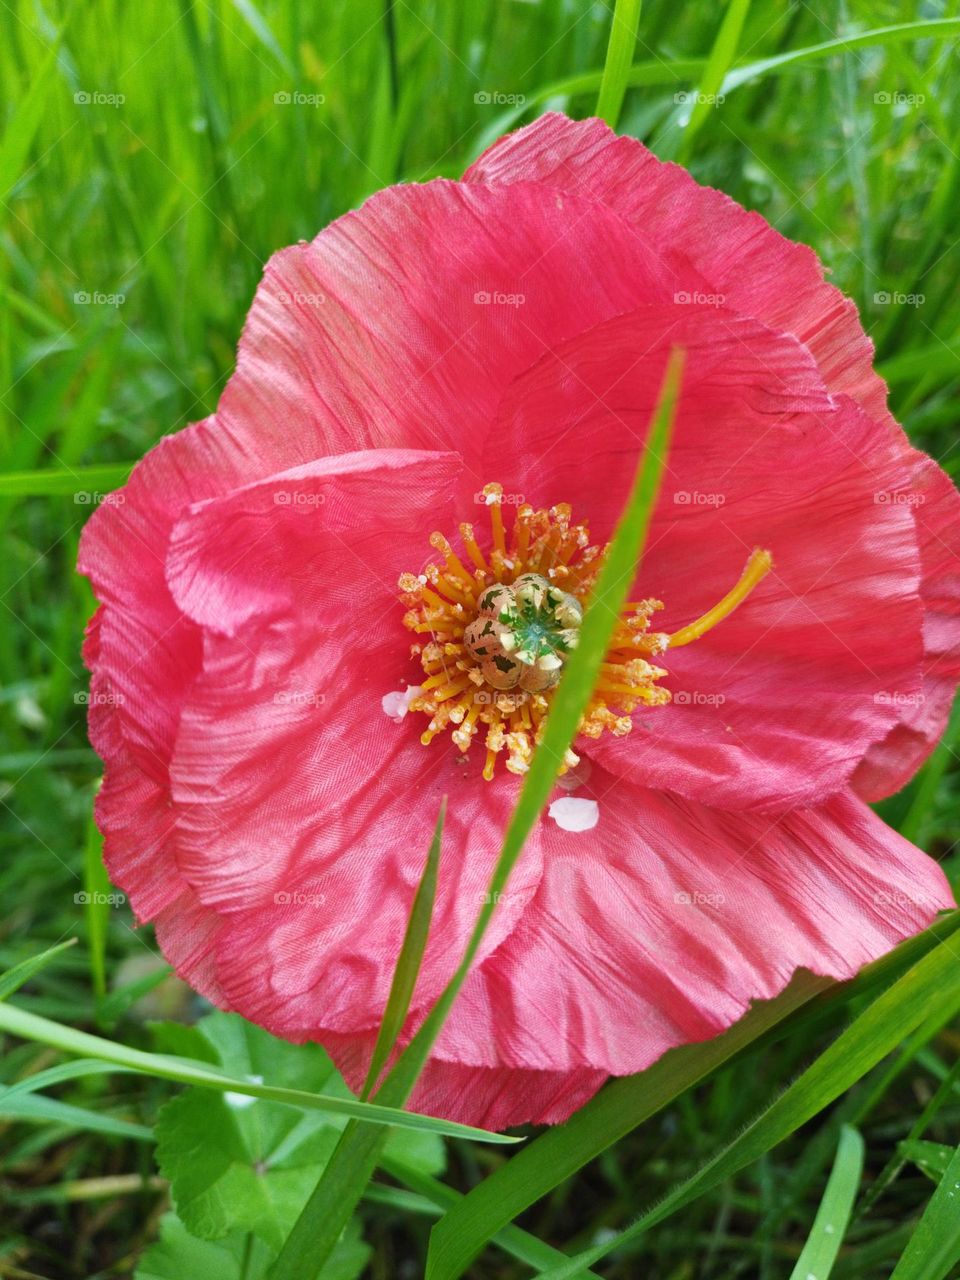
(465, 574, 582, 693)
(398, 483, 771, 781)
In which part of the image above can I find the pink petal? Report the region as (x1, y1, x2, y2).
(487, 304, 925, 809)
(466, 112, 891, 428)
(320, 1028, 606, 1131)
(208, 178, 677, 482)
(163, 449, 542, 1034)
(854, 453, 960, 799)
(420, 772, 951, 1104)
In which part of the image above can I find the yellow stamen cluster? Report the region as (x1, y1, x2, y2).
(398, 484, 672, 780)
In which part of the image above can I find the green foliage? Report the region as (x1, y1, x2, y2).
(150, 1011, 442, 1274)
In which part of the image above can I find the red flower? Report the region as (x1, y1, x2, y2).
(80, 114, 960, 1129)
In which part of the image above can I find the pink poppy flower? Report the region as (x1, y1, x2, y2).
(79, 113, 960, 1130)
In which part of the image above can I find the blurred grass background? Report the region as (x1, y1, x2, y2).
(1, 1, 959, 1276)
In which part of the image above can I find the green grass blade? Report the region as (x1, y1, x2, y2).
(0, 4, 73, 202)
(595, 0, 643, 128)
(426, 975, 821, 1280)
(529, 931, 960, 1279)
(719, 19, 960, 94)
(0, 1092, 153, 1141)
(363, 798, 450, 1100)
(788, 1125, 864, 1280)
(677, 0, 750, 164)
(267, 800, 447, 1277)
(380, 1155, 603, 1278)
(898, 1140, 955, 1184)
(0, 1058, 140, 1102)
(81, 804, 110, 1001)
(362, 799, 445, 1099)
(470, 17, 959, 161)
(0, 463, 134, 496)
(0, 1001, 515, 1144)
(0, 939, 77, 1001)
(390, 346, 683, 1091)
(271, 349, 683, 1280)
(889, 1144, 960, 1279)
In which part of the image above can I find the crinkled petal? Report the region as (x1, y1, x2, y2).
(425, 772, 952, 1084)
(854, 452, 960, 799)
(210, 178, 677, 479)
(486, 304, 925, 809)
(319, 1029, 606, 1131)
(164, 449, 542, 1034)
(466, 112, 891, 427)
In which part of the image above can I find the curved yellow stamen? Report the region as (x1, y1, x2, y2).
(668, 548, 773, 648)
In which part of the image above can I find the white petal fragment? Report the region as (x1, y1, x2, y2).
(381, 685, 422, 723)
(548, 796, 599, 832)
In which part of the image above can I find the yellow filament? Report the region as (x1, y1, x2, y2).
(668, 548, 773, 648)
(483, 484, 507, 557)
(459, 523, 487, 571)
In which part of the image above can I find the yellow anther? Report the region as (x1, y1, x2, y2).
(668, 548, 773, 648)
